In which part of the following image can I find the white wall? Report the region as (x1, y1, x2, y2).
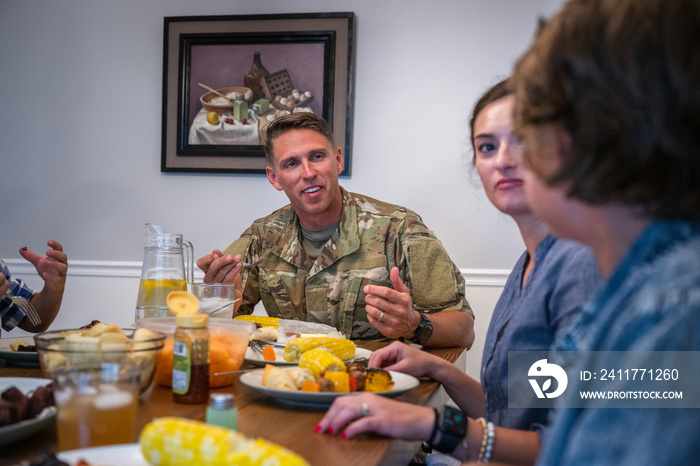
(0, 0, 563, 378)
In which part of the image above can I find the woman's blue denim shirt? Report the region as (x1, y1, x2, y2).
(480, 235, 601, 436)
(539, 220, 700, 465)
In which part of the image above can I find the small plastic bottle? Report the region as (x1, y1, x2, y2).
(206, 393, 238, 430)
(172, 312, 210, 404)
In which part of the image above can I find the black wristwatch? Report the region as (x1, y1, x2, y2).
(430, 405, 467, 453)
(410, 312, 433, 345)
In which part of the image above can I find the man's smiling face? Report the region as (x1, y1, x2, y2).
(266, 128, 345, 229)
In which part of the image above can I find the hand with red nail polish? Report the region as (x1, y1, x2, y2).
(316, 392, 434, 441)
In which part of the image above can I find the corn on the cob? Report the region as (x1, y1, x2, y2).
(140, 417, 309, 466)
(283, 336, 356, 362)
(298, 348, 347, 379)
(234, 315, 280, 328)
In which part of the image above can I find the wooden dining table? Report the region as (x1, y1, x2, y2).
(0, 341, 466, 465)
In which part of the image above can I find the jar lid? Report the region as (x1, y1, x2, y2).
(209, 392, 235, 409)
(167, 291, 199, 313)
(168, 291, 206, 327)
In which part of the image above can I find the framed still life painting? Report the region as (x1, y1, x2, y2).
(161, 12, 355, 174)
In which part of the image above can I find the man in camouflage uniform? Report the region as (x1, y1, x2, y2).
(198, 113, 474, 348)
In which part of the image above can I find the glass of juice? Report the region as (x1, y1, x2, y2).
(52, 363, 140, 451)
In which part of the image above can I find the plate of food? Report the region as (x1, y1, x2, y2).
(245, 343, 372, 367)
(0, 336, 40, 367)
(0, 377, 56, 448)
(239, 366, 419, 408)
(58, 443, 149, 465)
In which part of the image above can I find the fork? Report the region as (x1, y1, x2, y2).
(3, 290, 41, 326)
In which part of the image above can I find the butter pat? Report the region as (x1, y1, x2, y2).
(300, 333, 328, 339)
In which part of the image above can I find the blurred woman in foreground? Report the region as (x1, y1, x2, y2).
(510, 0, 700, 463)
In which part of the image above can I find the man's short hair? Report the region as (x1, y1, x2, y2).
(512, 0, 700, 221)
(263, 113, 336, 166)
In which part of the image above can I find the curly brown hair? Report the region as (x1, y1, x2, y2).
(263, 113, 336, 166)
(512, 0, 700, 221)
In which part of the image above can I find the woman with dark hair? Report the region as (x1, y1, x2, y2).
(316, 79, 601, 464)
(511, 0, 700, 463)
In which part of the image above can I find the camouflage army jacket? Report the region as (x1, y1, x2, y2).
(224, 188, 472, 340)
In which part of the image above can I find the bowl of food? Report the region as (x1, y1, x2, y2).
(136, 317, 254, 388)
(200, 87, 253, 115)
(34, 323, 166, 394)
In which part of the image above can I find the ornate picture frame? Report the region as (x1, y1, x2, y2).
(161, 13, 355, 174)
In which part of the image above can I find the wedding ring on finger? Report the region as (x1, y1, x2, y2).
(361, 402, 371, 417)
(379, 312, 384, 322)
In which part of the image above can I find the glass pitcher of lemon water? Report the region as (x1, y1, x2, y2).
(135, 223, 193, 321)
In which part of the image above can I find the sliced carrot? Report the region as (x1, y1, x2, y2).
(302, 381, 321, 392)
(262, 345, 276, 361)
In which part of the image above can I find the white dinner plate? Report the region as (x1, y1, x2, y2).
(240, 369, 419, 408)
(245, 345, 372, 367)
(0, 336, 40, 367)
(58, 443, 149, 465)
(0, 377, 56, 448)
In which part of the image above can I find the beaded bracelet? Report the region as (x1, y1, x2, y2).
(482, 421, 495, 462)
(476, 417, 488, 462)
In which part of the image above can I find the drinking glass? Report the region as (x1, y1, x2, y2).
(191, 283, 237, 319)
(52, 363, 140, 451)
